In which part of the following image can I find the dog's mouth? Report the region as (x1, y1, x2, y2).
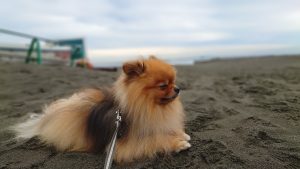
(160, 94, 178, 104)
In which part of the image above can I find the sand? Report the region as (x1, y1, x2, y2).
(0, 56, 300, 169)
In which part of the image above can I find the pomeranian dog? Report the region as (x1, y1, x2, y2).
(14, 56, 191, 163)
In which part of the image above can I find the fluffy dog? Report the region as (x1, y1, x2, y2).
(14, 56, 191, 163)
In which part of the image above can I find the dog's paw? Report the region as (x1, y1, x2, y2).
(183, 133, 191, 141)
(175, 140, 191, 153)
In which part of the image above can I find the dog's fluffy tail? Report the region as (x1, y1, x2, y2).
(12, 113, 43, 139)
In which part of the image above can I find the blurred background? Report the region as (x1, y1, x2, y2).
(0, 0, 299, 68)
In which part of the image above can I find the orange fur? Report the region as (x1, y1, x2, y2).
(113, 57, 190, 162)
(14, 56, 191, 163)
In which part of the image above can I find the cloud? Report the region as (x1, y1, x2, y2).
(88, 44, 295, 60)
(27, 15, 109, 38)
(212, 0, 300, 33)
(0, 0, 299, 58)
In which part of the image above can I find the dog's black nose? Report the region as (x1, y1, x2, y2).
(174, 87, 180, 94)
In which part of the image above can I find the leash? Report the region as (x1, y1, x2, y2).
(104, 110, 122, 169)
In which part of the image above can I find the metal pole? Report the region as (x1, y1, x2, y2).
(0, 28, 55, 43)
(36, 39, 42, 64)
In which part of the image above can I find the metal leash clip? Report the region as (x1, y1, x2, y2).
(104, 110, 121, 169)
(116, 111, 122, 125)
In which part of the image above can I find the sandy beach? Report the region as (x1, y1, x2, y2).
(0, 56, 300, 169)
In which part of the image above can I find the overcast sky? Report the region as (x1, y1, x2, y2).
(0, 0, 299, 60)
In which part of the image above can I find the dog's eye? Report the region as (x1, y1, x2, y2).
(159, 84, 168, 90)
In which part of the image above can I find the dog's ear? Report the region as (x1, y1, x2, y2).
(123, 60, 145, 77)
(149, 55, 158, 60)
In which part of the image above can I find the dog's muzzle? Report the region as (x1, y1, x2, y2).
(160, 87, 180, 104)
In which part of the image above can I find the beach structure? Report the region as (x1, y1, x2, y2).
(0, 28, 86, 66)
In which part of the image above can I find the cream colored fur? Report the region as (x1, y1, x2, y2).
(14, 88, 103, 151)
